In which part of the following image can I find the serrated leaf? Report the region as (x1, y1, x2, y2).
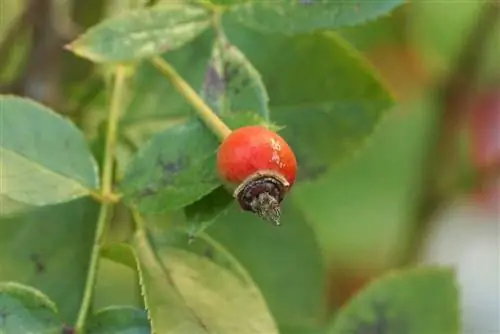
(133, 232, 279, 334)
(0, 96, 99, 214)
(328, 267, 460, 334)
(67, 4, 212, 63)
(226, 0, 405, 35)
(119, 113, 269, 214)
(0, 198, 100, 323)
(98, 244, 147, 315)
(206, 198, 326, 333)
(132, 232, 212, 333)
(200, 39, 269, 119)
(223, 24, 394, 181)
(87, 306, 151, 334)
(0, 282, 62, 333)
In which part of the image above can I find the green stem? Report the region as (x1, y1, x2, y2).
(150, 56, 231, 141)
(74, 66, 127, 333)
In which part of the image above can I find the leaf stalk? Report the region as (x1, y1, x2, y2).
(151, 56, 232, 141)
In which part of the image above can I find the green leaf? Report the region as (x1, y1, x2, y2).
(226, 0, 406, 35)
(223, 23, 394, 181)
(102, 244, 141, 270)
(0, 282, 62, 333)
(328, 267, 460, 334)
(122, 29, 271, 146)
(122, 30, 214, 128)
(119, 113, 269, 214)
(133, 231, 279, 334)
(206, 198, 326, 333)
(0, 96, 99, 214)
(200, 39, 269, 119)
(0, 198, 100, 323)
(87, 306, 150, 334)
(183, 186, 233, 236)
(67, 4, 212, 63)
(97, 243, 146, 311)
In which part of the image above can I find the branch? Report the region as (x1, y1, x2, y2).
(398, 0, 500, 266)
(74, 66, 127, 333)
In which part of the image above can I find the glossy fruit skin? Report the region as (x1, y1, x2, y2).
(216, 126, 297, 187)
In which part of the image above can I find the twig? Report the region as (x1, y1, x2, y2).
(398, 0, 500, 266)
(74, 66, 127, 333)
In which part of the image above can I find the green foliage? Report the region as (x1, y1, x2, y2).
(0, 1, 464, 334)
(201, 39, 270, 119)
(0, 282, 61, 333)
(222, 21, 394, 180)
(0, 198, 99, 323)
(67, 4, 212, 63)
(329, 267, 460, 334)
(119, 113, 268, 214)
(226, 0, 406, 34)
(133, 232, 278, 333)
(87, 306, 150, 334)
(206, 200, 326, 333)
(0, 96, 99, 215)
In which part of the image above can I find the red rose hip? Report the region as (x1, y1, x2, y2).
(216, 125, 297, 226)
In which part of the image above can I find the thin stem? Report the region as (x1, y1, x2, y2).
(150, 56, 231, 141)
(88, 189, 120, 204)
(74, 66, 127, 333)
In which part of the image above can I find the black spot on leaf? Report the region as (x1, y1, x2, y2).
(138, 186, 157, 199)
(203, 62, 226, 106)
(30, 253, 45, 274)
(157, 156, 186, 186)
(347, 300, 407, 334)
(204, 246, 214, 259)
(0, 308, 8, 327)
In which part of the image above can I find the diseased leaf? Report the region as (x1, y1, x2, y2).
(122, 30, 214, 128)
(200, 39, 269, 119)
(0, 198, 100, 323)
(223, 23, 394, 181)
(121, 29, 271, 146)
(0, 282, 62, 334)
(133, 231, 279, 334)
(0, 96, 99, 214)
(87, 306, 150, 334)
(328, 267, 460, 334)
(226, 0, 406, 35)
(119, 113, 269, 214)
(67, 4, 212, 63)
(206, 198, 326, 333)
